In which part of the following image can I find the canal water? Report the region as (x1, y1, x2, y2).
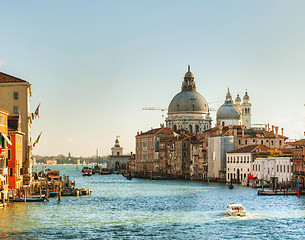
(0, 165, 305, 239)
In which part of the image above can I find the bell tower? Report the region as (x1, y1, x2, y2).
(241, 91, 252, 129)
(111, 136, 123, 156)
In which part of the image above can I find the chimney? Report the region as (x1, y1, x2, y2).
(271, 125, 274, 133)
(281, 128, 284, 136)
(265, 124, 268, 131)
(229, 125, 233, 135)
(137, 132, 139, 135)
(275, 126, 279, 137)
(219, 126, 223, 135)
(241, 125, 245, 137)
(268, 123, 270, 132)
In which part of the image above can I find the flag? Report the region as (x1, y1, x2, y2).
(34, 103, 41, 119)
(33, 132, 42, 147)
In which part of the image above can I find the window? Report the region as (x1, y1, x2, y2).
(288, 165, 289, 173)
(173, 125, 177, 131)
(239, 139, 241, 145)
(259, 165, 260, 171)
(233, 157, 235, 163)
(245, 140, 248, 145)
(13, 106, 19, 114)
(237, 157, 239, 163)
(277, 165, 279, 172)
(280, 165, 282, 172)
(247, 156, 249, 163)
(253, 139, 255, 143)
(279, 140, 282, 145)
(261, 140, 263, 144)
(13, 92, 19, 100)
(271, 140, 274, 145)
(9, 168, 13, 177)
(189, 125, 193, 133)
(195, 125, 199, 133)
(8, 150, 11, 160)
(283, 165, 285, 172)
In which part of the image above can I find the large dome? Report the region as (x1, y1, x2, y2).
(168, 91, 209, 113)
(216, 103, 240, 120)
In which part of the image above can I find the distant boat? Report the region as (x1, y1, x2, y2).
(31, 190, 58, 197)
(228, 183, 234, 189)
(226, 203, 246, 216)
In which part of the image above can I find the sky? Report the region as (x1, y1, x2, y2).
(1, 0, 305, 157)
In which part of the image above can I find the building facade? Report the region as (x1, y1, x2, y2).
(0, 72, 33, 183)
(8, 115, 24, 190)
(252, 156, 292, 183)
(0, 110, 11, 206)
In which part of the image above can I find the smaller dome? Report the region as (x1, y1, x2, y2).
(243, 91, 250, 101)
(216, 89, 241, 120)
(216, 104, 241, 120)
(235, 94, 241, 104)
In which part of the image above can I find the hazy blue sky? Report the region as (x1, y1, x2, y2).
(1, 1, 305, 157)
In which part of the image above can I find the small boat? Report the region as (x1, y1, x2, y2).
(100, 168, 111, 175)
(226, 203, 246, 216)
(228, 183, 234, 189)
(82, 167, 93, 176)
(31, 190, 58, 197)
(10, 197, 45, 202)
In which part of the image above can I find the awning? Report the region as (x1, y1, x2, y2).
(0, 174, 5, 181)
(1, 133, 12, 146)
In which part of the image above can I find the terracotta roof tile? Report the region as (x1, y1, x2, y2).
(0, 72, 29, 83)
(228, 144, 270, 153)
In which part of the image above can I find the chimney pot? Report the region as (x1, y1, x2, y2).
(281, 128, 284, 136)
(272, 125, 274, 133)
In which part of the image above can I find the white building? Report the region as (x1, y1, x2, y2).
(226, 145, 270, 183)
(166, 66, 212, 133)
(252, 157, 292, 183)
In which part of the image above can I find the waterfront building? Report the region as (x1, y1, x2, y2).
(226, 145, 270, 183)
(290, 143, 305, 189)
(0, 110, 12, 205)
(135, 127, 176, 176)
(8, 115, 24, 190)
(108, 137, 131, 173)
(166, 66, 212, 134)
(216, 89, 252, 129)
(0, 72, 33, 184)
(252, 156, 292, 184)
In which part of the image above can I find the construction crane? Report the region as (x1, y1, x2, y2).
(142, 107, 168, 125)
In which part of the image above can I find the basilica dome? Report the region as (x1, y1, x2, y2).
(168, 91, 209, 113)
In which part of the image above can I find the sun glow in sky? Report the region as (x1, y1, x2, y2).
(1, 0, 305, 157)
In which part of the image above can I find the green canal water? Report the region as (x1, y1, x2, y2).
(0, 165, 305, 239)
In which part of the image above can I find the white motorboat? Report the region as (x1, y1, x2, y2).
(226, 203, 246, 216)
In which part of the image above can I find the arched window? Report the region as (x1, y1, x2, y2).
(189, 125, 193, 133)
(195, 125, 199, 133)
(173, 125, 177, 131)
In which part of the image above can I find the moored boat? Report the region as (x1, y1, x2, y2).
(226, 203, 246, 216)
(228, 183, 234, 189)
(82, 167, 93, 176)
(10, 197, 45, 202)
